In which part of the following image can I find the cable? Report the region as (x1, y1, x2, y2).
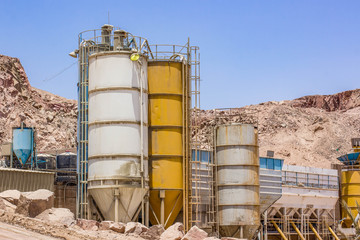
(42, 61, 77, 82)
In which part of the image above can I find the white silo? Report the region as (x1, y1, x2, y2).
(80, 25, 150, 222)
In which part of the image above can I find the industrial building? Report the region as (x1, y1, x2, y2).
(0, 24, 359, 239)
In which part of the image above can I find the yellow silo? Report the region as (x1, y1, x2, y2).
(339, 138, 360, 228)
(341, 169, 360, 227)
(148, 61, 189, 228)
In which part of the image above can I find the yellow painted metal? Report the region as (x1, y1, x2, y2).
(271, 220, 288, 240)
(309, 223, 323, 240)
(290, 221, 305, 240)
(328, 226, 340, 240)
(148, 61, 186, 228)
(341, 170, 360, 228)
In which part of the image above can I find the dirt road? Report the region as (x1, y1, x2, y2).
(0, 222, 57, 240)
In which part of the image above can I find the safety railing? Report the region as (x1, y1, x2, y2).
(149, 44, 190, 61)
(282, 170, 338, 189)
(78, 28, 152, 57)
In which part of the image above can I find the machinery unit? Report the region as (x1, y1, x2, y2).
(56, 152, 77, 183)
(148, 57, 190, 228)
(214, 124, 260, 239)
(76, 25, 151, 222)
(337, 138, 360, 228)
(265, 164, 339, 240)
(11, 123, 36, 169)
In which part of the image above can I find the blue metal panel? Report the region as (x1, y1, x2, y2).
(192, 149, 212, 163)
(337, 152, 360, 165)
(259, 157, 284, 170)
(12, 128, 34, 165)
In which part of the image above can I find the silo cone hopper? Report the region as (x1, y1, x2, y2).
(12, 127, 35, 166)
(88, 185, 147, 222)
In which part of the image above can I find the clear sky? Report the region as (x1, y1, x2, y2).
(1, 1, 359, 110)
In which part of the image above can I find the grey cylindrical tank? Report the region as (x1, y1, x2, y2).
(215, 124, 260, 239)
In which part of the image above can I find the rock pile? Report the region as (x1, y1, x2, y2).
(0, 189, 227, 240)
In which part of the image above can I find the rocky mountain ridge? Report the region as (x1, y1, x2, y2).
(0, 55, 77, 151)
(194, 88, 360, 168)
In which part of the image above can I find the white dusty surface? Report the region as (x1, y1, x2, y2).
(0, 221, 57, 240)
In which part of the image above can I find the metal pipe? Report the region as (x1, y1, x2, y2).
(328, 226, 339, 240)
(290, 221, 305, 240)
(160, 190, 165, 225)
(309, 223, 322, 240)
(271, 220, 288, 240)
(139, 59, 145, 225)
(145, 196, 149, 227)
(114, 189, 119, 222)
(10, 143, 13, 168)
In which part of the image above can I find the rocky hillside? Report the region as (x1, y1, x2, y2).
(194, 89, 360, 168)
(0, 55, 77, 151)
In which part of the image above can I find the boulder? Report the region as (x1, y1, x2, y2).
(140, 224, 165, 240)
(221, 238, 244, 240)
(35, 208, 75, 226)
(110, 222, 126, 233)
(0, 190, 21, 205)
(76, 219, 99, 231)
(98, 220, 114, 231)
(15, 194, 31, 216)
(182, 226, 208, 240)
(0, 197, 16, 214)
(125, 222, 148, 235)
(16, 189, 54, 217)
(204, 238, 221, 240)
(160, 222, 184, 240)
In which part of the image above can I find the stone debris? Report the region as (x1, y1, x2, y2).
(35, 208, 75, 227)
(160, 222, 185, 240)
(182, 225, 208, 240)
(220, 238, 245, 240)
(140, 224, 165, 240)
(125, 222, 148, 235)
(0, 197, 16, 213)
(76, 219, 99, 231)
(110, 222, 126, 233)
(203, 237, 221, 240)
(0, 190, 21, 205)
(98, 220, 113, 231)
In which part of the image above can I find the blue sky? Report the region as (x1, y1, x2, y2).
(1, 1, 359, 110)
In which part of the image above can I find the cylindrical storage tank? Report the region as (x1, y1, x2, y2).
(56, 152, 77, 169)
(148, 61, 188, 228)
(37, 153, 56, 169)
(56, 152, 77, 183)
(215, 124, 260, 239)
(341, 169, 360, 228)
(88, 52, 148, 222)
(12, 127, 34, 166)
